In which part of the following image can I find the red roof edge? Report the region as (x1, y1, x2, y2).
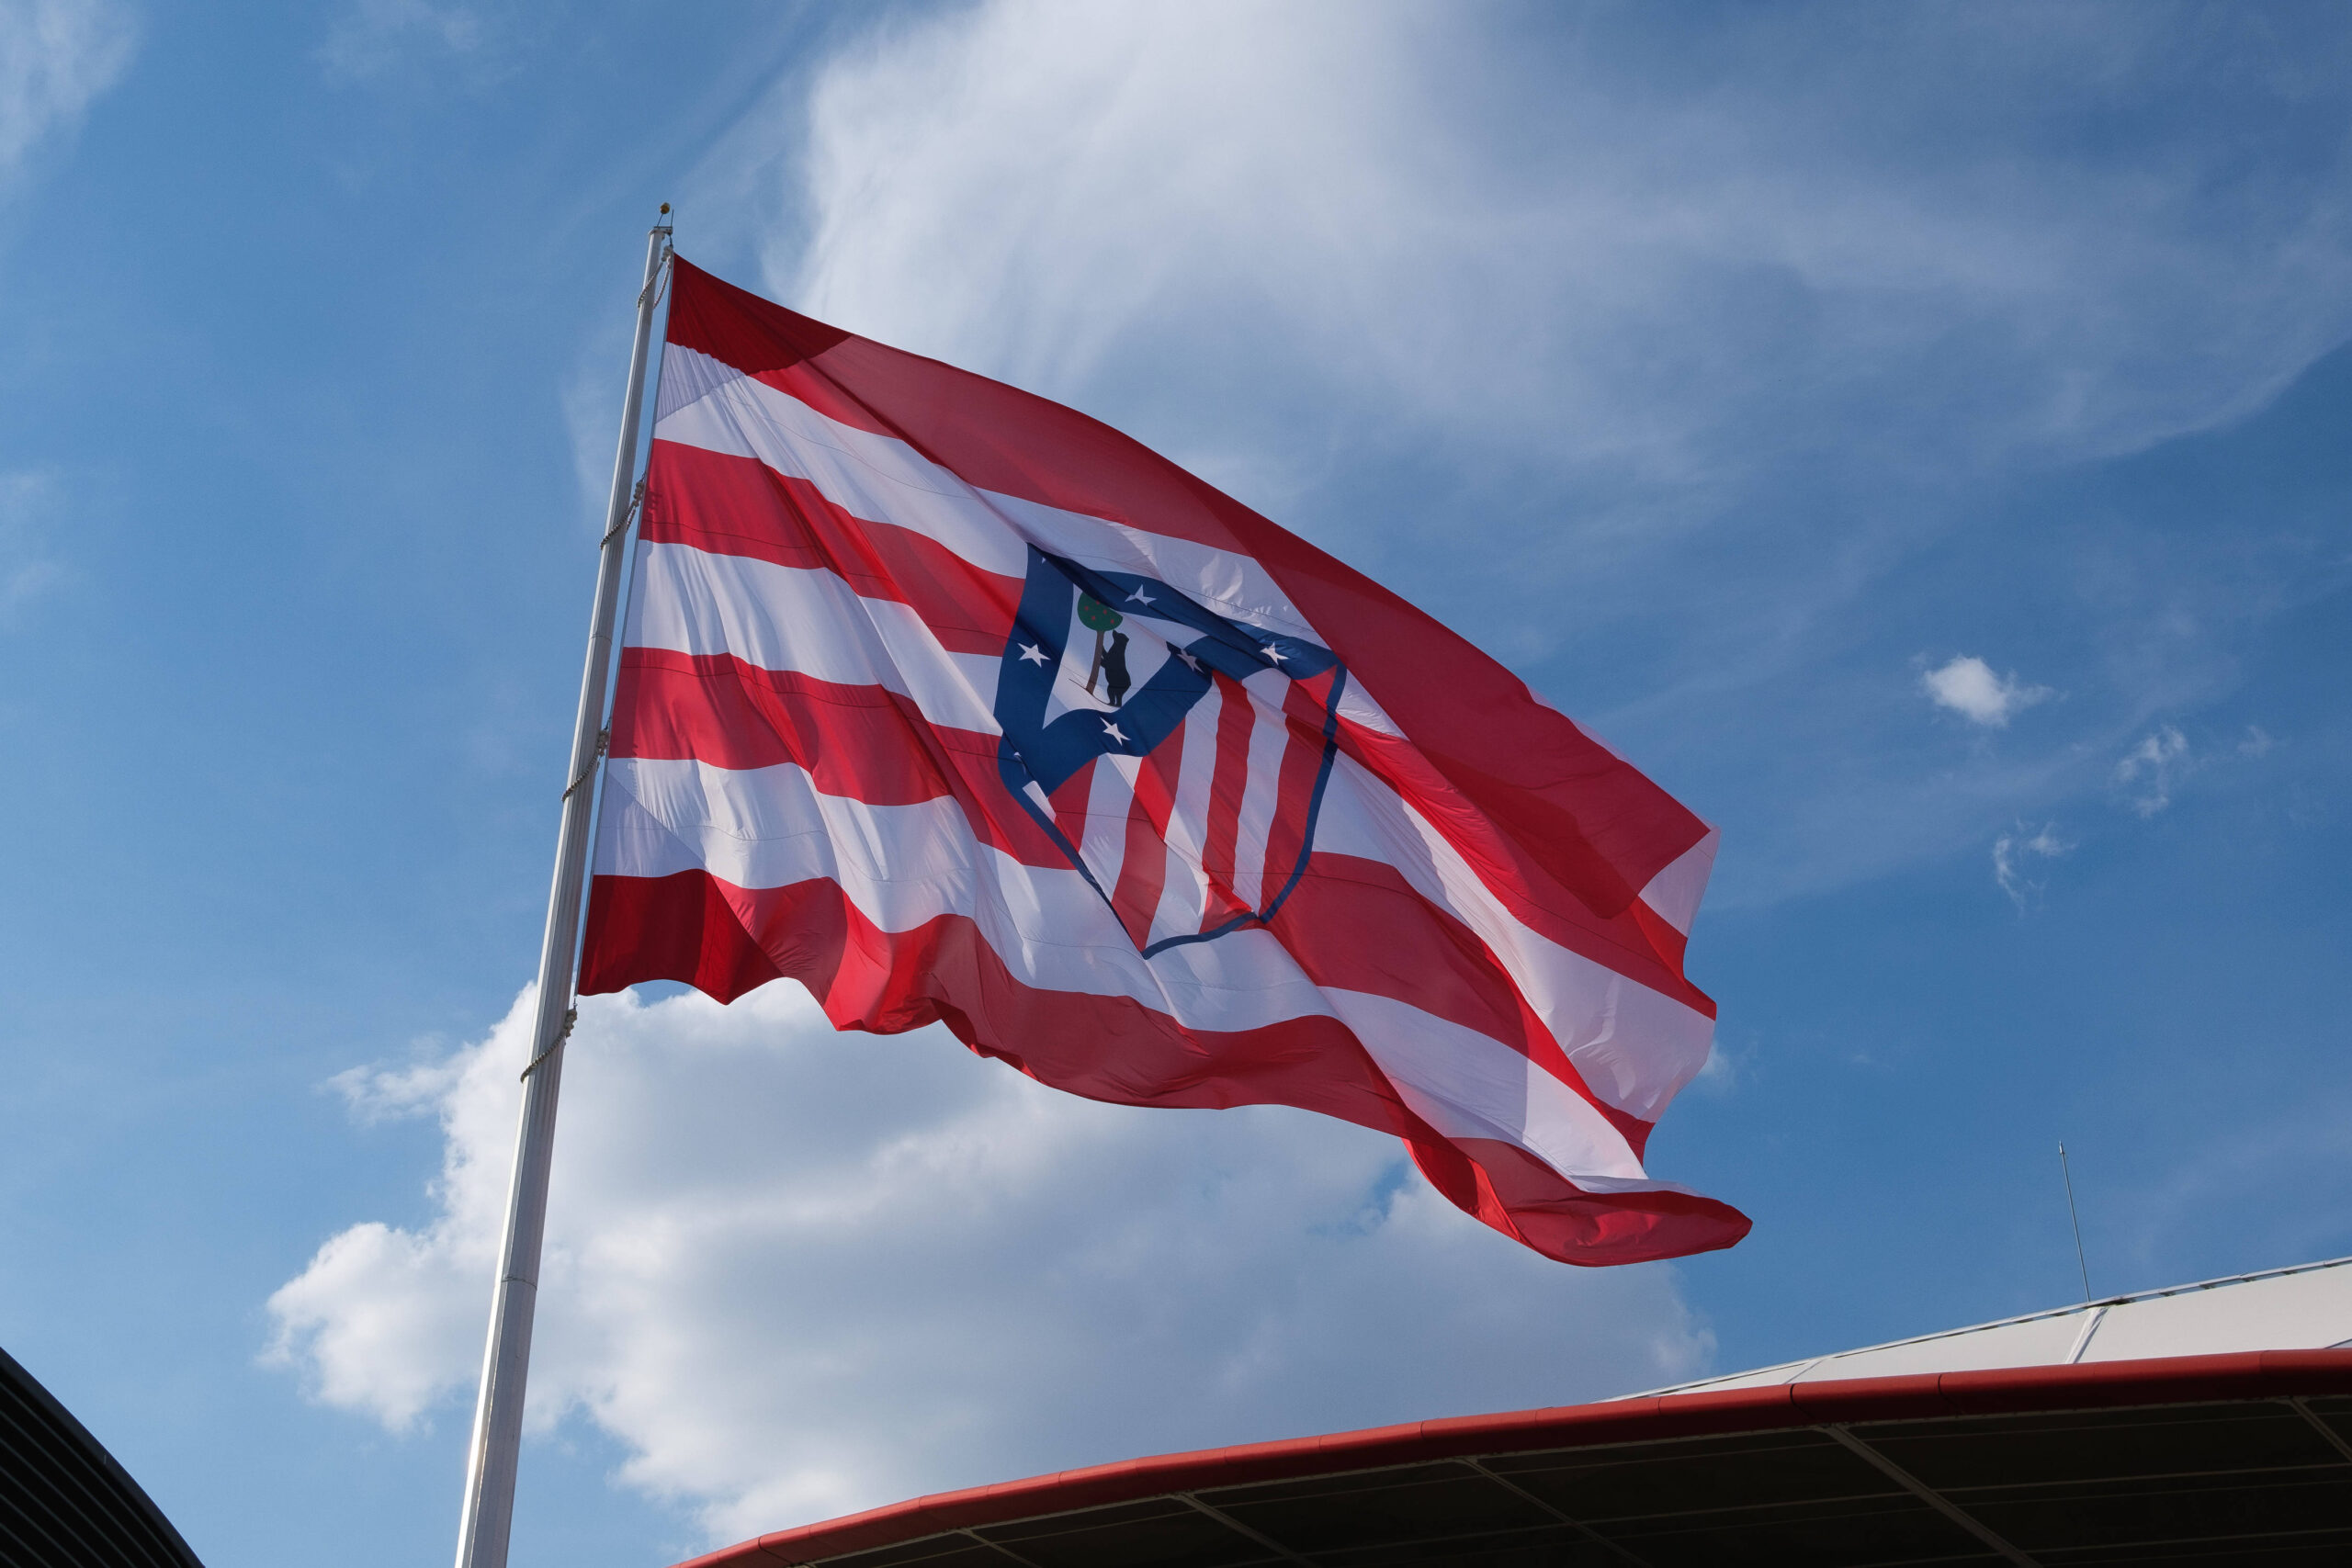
(670, 1349, 2352, 1568)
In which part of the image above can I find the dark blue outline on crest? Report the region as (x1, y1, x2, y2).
(992, 548, 1345, 957)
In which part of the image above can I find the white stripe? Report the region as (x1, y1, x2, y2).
(654, 345, 1315, 638)
(1077, 752, 1137, 896)
(1333, 679, 1404, 739)
(627, 541, 1000, 736)
(1310, 752, 1713, 1121)
(596, 757, 979, 934)
(656, 353, 1023, 576)
(594, 755, 1659, 1187)
(596, 756, 1317, 1027)
(1638, 828, 1718, 936)
(1148, 693, 1224, 946)
(1226, 670, 1292, 912)
(1321, 989, 1648, 1183)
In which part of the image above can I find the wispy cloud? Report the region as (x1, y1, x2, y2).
(0, 468, 69, 624)
(759, 2, 2352, 497)
(1993, 820, 2072, 909)
(269, 984, 1713, 1542)
(2104, 1080, 2352, 1284)
(0, 0, 134, 181)
(1923, 655, 2052, 728)
(1692, 1039, 1745, 1096)
(681, 0, 2352, 913)
(2114, 725, 2190, 818)
(317, 0, 487, 82)
(560, 359, 627, 524)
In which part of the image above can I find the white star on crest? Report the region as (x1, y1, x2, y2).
(1125, 586, 1156, 606)
(1102, 721, 1128, 744)
(1175, 649, 1201, 671)
(1017, 643, 1048, 665)
(1261, 643, 1288, 664)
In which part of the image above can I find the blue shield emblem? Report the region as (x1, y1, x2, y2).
(993, 548, 1345, 955)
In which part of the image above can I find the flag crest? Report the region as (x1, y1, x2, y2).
(993, 549, 1344, 955)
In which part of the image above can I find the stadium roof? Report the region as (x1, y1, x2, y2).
(0, 1343, 206, 1568)
(1629, 1255, 2352, 1398)
(679, 1258, 2352, 1568)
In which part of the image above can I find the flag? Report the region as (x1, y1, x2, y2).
(578, 259, 1748, 1265)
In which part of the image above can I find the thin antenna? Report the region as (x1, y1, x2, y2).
(2059, 1143, 2091, 1303)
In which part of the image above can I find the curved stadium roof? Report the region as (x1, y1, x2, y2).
(679, 1257, 2352, 1568)
(0, 1343, 206, 1568)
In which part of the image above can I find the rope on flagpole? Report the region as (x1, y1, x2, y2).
(639, 216, 677, 311)
(559, 728, 609, 804)
(518, 1009, 576, 1082)
(602, 479, 645, 549)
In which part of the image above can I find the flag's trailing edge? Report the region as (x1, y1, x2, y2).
(579, 258, 1749, 1266)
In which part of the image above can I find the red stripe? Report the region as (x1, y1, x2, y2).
(1107, 727, 1184, 946)
(1046, 758, 1094, 852)
(1339, 716, 1714, 1019)
(665, 258, 1713, 937)
(607, 649, 1065, 866)
(1629, 897, 1690, 974)
(579, 868, 1747, 1267)
(1197, 673, 1255, 926)
(1259, 672, 1333, 910)
(1408, 1135, 1725, 1262)
(642, 439, 1021, 656)
(577, 863, 791, 1006)
(1269, 852, 1655, 1157)
(583, 871, 1402, 1120)
(1107, 789, 1167, 949)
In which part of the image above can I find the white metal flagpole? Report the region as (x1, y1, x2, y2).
(453, 210, 673, 1568)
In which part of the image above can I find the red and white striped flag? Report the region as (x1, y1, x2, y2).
(578, 259, 1748, 1265)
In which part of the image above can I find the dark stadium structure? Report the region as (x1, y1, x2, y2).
(0, 1344, 205, 1568)
(676, 1354, 2352, 1567)
(677, 1261, 2352, 1568)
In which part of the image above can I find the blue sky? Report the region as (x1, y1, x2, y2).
(3, 2, 2350, 1564)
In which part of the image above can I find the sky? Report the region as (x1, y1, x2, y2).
(1, 2, 2349, 1564)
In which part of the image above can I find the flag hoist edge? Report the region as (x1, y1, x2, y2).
(578, 258, 1749, 1266)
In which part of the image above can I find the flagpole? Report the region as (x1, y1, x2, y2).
(453, 210, 673, 1568)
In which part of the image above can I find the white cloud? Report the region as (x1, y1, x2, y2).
(2109, 1078, 2352, 1277)
(727, 1, 2352, 512)
(0, 0, 133, 180)
(1922, 654, 2052, 728)
(318, 0, 485, 81)
(1692, 1040, 1743, 1095)
(1993, 819, 2071, 909)
(2239, 724, 2276, 758)
(559, 359, 627, 525)
(0, 468, 68, 622)
(2114, 724, 2190, 817)
(662, 0, 2352, 912)
(269, 983, 1712, 1544)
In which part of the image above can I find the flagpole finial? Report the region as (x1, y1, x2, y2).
(660, 202, 670, 215)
